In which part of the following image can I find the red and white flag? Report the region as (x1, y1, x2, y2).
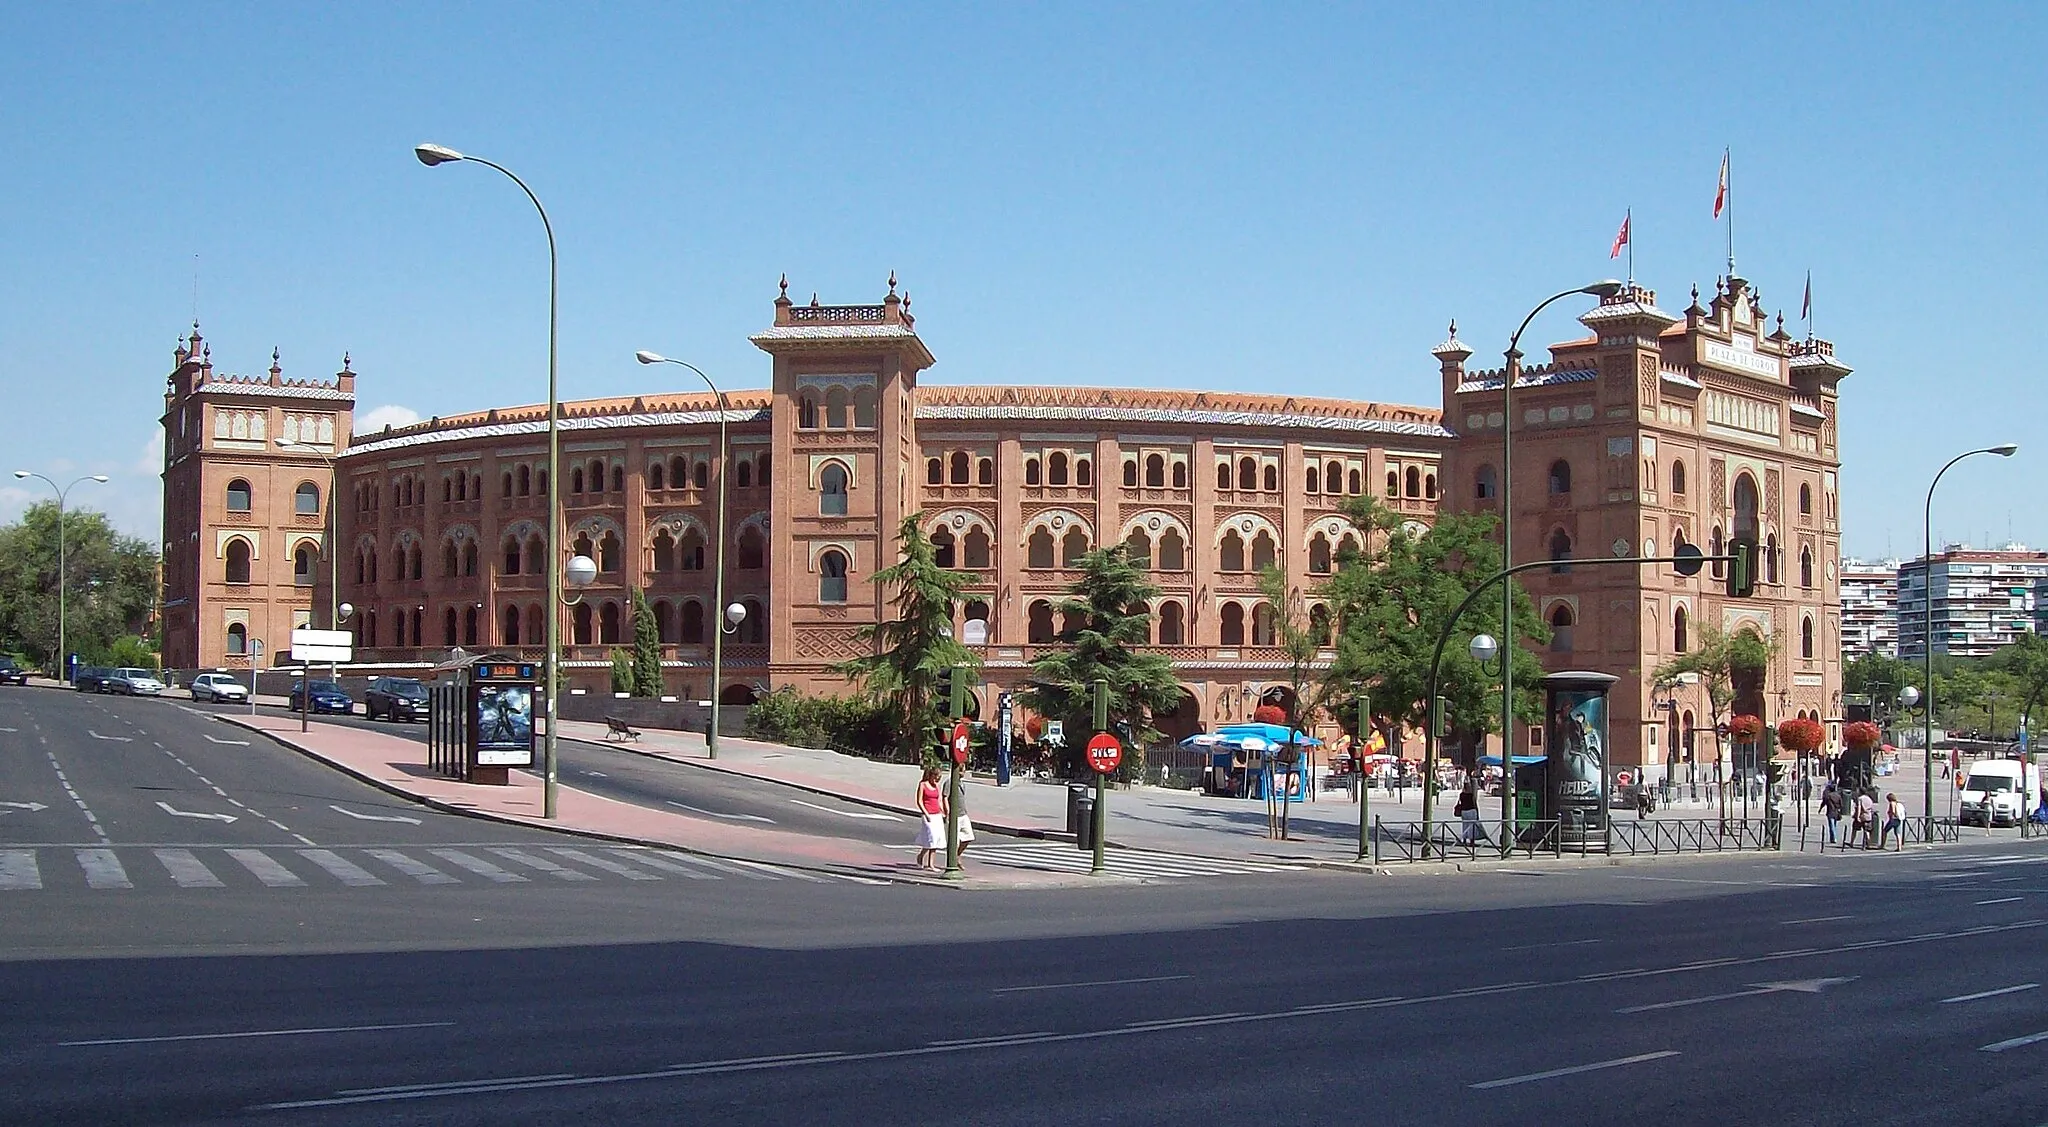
(1714, 151, 1728, 218)
(1609, 212, 1630, 259)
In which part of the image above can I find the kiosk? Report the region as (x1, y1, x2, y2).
(426, 653, 538, 785)
(1541, 671, 1619, 853)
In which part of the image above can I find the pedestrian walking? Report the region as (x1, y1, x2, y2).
(954, 776, 975, 858)
(1454, 784, 1485, 845)
(1852, 789, 1877, 850)
(1883, 792, 1904, 851)
(914, 766, 946, 871)
(1820, 782, 1842, 847)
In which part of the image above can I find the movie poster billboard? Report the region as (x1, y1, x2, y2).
(1543, 672, 1616, 848)
(473, 683, 535, 766)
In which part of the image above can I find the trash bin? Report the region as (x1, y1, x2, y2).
(1074, 791, 1096, 852)
(1067, 783, 1089, 836)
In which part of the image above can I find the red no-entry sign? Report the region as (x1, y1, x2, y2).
(951, 722, 971, 765)
(1086, 733, 1123, 774)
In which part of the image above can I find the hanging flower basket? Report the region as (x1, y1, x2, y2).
(1843, 720, 1883, 750)
(1729, 714, 1764, 742)
(1777, 717, 1825, 754)
(1253, 704, 1288, 726)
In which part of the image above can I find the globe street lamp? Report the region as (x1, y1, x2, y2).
(415, 142, 566, 818)
(637, 351, 735, 758)
(1921, 444, 2019, 829)
(12, 471, 109, 681)
(1489, 280, 1623, 848)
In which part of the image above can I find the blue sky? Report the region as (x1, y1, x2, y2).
(1, 3, 2040, 560)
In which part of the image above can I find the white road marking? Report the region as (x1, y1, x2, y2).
(204, 735, 251, 745)
(336, 1073, 578, 1097)
(1618, 977, 1855, 1013)
(545, 847, 660, 880)
(329, 804, 422, 824)
(487, 847, 597, 881)
(75, 848, 131, 889)
(1977, 897, 2024, 905)
(1472, 1050, 1680, 1090)
(0, 850, 42, 890)
(429, 849, 528, 883)
(719, 857, 828, 882)
(363, 849, 459, 885)
(154, 849, 225, 888)
(1501, 938, 1605, 952)
(297, 849, 385, 887)
(1981, 1029, 2048, 1052)
(156, 801, 237, 823)
(606, 849, 717, 880)
(63, 1021, 453, 1047)
(1944, 984, 2039, 1004)
(0, 727, 17, 733)
(1782, 915, 1854, 925)
(790, 799, 901, 821)
(86, 731, 132, 742)
(226, 849, 305, 888)
(666, 801, 774, 823)
(995, 975, 1191, 994)
(0, 801, 50, 812)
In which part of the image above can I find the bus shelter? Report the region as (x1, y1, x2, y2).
(425, 653, 538, 785)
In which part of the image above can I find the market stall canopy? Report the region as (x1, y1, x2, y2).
(1478, 755, 1546, 767)
(1216, 723, 1321, 747)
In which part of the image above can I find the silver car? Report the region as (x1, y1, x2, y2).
(189, 672, 250, 703)
(110, 668, 166, 696)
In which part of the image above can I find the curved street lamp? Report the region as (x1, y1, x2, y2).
(638, 351, 734, 759)
(12, 471, 109, 680)
(1921, 443, 2019, 828)
(415, 142, 565, 818)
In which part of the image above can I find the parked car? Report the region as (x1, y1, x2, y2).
(288, 679, 354, 715)
(107, 668, 166, 696)
(73, 666, 112, 692)
(189, 672, 250, 704)
(364, 677, 430, 722)
(0, 657, 27, 686)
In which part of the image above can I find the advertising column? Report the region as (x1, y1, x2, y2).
(1541, 671, 1619, 853)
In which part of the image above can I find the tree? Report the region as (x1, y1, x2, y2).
(1987, 634, 2048, 732)
(1259, 565, 1332, 839)
(1018, 545, 1183, 779)
(0, 502, 158, 667)
(834, 514, 979, 763)
(1652, 625, 1776, 767)
(629, 587, 662, 698)
(1318, 498, 1548, 762)
(608, 648, 634, 694)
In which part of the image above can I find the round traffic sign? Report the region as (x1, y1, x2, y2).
(1085, 732, 1123, 774)
(951, 722, 971, 766)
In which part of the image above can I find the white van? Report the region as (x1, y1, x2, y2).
(1959, 759, 2040, 827)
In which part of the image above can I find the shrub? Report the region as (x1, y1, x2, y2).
(743, 687, 899, 761)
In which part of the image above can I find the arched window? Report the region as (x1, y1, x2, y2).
(572, 603, 592, 646)
(1076, 458, 1092, 487)
(1348, 467, 1362, 494)
(1158, 601, 1185, 645)
(1220, 602, 1245, 645)
(824, 387, 849, 429)
(1424, 473, 1437, 500)
(1309, 533, 1332, 575)
(226, 622, 247, 655)
(599, 601, 621, 644)
(1549, 605, 1574, 652)
(679, 530, 705, 571)
(926, 457, 944, 486)
(681, 601, 706, 643)
(1405, 466, 1421, 498)
(1673, 605, 1689, 653)
(932, 528, 957, 569)
(739, 597, 765, 643)
(1215, 462, 1232, 491)
(1548, 460, 1572, 495)
(408, 545, 422, 581)
(1238, 457, 1257, 491)
(1709, 527, 1725, 580)
(1326, 462, 1343, 495)
(1146, 454, 1166, 487)
(1251, 602, 1277, 645)
(852, 386, 877, 429)
(226, 479, 252, 512)
(1124, 530, 1152, 568)
(535, 468, 548, 496)
(463, 541, 478, 576)
(1028, 600, 1056, 644)
(502, 603, 521, 646)
(737, 528, 766, 570)
(819, 463, 849, 516)
(1025, 458, 1042, 486)
(464, 605, 479, 646)
(1801, 615, 1816, 659)
(518, 465, 532, 496)
(669, 456, 688, 488)
(525, 534, 545, 575)
(1048, 452, 1069, 486)
(1305, 464, 1320, 494)
(443, 607, 458, 646)
(1172, 461, 1187, 489)
(224, 539, 252, 584)
(653, 600, 673, 644)
(1250, 530, 1276, 570)
(652, 530, 676, 573)
(1799, 483, 1812, 515)
(1800, 547, 1814, 589)
(692, 460, 708, 490)
(1061, 528, 1088, 567)
(977, 458, 994, 485)
(570, 467, 585, 494)
(502, 471, 514, 498)
(649, 462, 666, 491)
(797, 393, 818, 429)
(294, 544, 315, 586)
(1671, 460, 1686, 495)
(1124, 460, 1140, 488)
(1385, 470, 1399, 497)
(819, 551, 849, 603)
(442, 542, 458, 578)
(1765, 534, 1780, 585)
(964, 528, 992, 569)
(735, 460, 752, 489)
(1027, 529, 1055, 569)
(1261, 464, 1277, 492)
(598, 532, 621, 573)
(1157, 528, 1186, 571)
(1549, 529, 1573, 573)
(1733, 474, 1760, 539)
(1338, 533, 1361, 562)
(504, 537, 522, 575)
(442, 477, 453, 503)
(295, 482, 320, 515)
(1220, 531, 1245, 572)
(949, 452, 969, 485)
(1474, 465, 1497, 500)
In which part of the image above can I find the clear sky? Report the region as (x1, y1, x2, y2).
(1, 3, 2040, 560)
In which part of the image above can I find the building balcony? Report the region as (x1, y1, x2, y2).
(1118, 486, 1192, 505)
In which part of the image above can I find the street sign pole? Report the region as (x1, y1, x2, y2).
(944, 665, 969, 880)
(1091, 679, 1109, 876)
(1356, 694, 1372, 863)
(248, 639, 263, 716)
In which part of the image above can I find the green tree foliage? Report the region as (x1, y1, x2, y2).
(630, 587, 662, 698)
(1652, 625, 1777, 745)
(608, 648, 634, 694)
(742, 686, 895, 759)
(1018, 544, 1184, 778)
(833, 514, 979, 763)
(0, 502, 158, 668)
(1987, 634, 2048, 729)
(1318, 498, 1547, 756)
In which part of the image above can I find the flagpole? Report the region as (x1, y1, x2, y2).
(1626, 208, 1634, 285)
(1725, 147, 1735, 278)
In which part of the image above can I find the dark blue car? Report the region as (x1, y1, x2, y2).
(288, 679, 354, 715)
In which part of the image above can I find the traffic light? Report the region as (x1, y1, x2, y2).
(1728, 536, 1758, 598)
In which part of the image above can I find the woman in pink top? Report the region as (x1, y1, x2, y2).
(914, 766, 946, 871)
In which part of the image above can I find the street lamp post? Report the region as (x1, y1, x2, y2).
(12, 472, 109, 681)
(416, 142, 564, 819)
(1484, 280, 1623, 851)
(636, 352, 734, 759)
(1920, 444, 2019, 831)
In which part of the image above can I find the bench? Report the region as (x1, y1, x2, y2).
(603, 716, 642, 742)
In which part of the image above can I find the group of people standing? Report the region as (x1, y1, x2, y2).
(1818, 781, 1905, 850)
(913, 765, 974, 871)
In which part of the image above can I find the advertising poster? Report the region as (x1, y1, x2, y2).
(1547, 686, 1608, 841)
(474, 683, 535, 766)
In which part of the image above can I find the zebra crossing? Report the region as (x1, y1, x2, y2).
(0, 844, 880, 893)
(965, 842, 1312, 880)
